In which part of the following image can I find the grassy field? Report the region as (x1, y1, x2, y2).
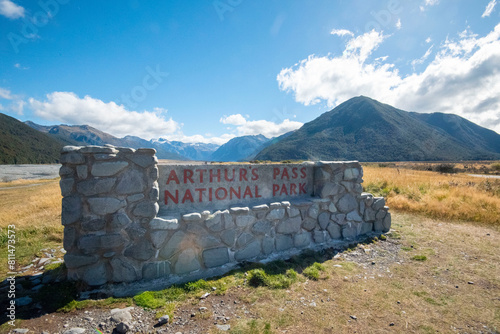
(363, 165, 500, 227)
(0, 166, 499, 333)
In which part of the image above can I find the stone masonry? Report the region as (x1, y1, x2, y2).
(60, 145, 391, 287)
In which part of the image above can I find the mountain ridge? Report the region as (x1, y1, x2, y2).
(254, 96, 500, 162)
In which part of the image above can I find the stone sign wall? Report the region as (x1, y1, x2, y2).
(60, 145, 391, 289)
(159, 164, 314, 213)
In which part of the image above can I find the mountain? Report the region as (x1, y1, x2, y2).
(409, 112, 500, 155)
(0, 114, 62, 164)
(153, 138, 219, 161)
(255, 96, 500, 162)
(210, 135, 270, 162)
(26, 123, 187, 160)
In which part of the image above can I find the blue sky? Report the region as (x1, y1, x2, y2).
(1, 0, 499, 144)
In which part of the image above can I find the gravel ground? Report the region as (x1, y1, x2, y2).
(0, 164, 61, 182)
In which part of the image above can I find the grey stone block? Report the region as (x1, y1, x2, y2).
(382, 212, 391, 232)
(133, 201, 159, 218)
(59, 165, 74, 177)
(251, 220, 272, 235)
(142, 261, 171, 280)
(150, 167, 159, 180)
(94, 154, 117, 160)
(125, 223, 147, 240)
(344, 167, 360, 180)
(312, 230, 325, 243)
(151, 230, 169, 248)
(183, 212, 202, 222)
(376, 209, 387, 219)
(308, 204, 319, 219)
(62, 196, 82, 225)
(267, 208, 285, 220)
(64, 254, 98, 269)
(230, 207, 250, 214)
(61, 152, 85, 165)
(159, 231, 186, 259)
(77, 178, 116, 196)
(234, 240, 261, 261)
(320, 182, 343, 198)
(76, 165, 88, 179)
(318, 212, 330, 229)
(125, 240, 155, 261)
(116, 169, 147, 195)
(302, 217, 316, 231)
(294, 233, 311, 248)
(327, 223, 342, 239)
(221, 229, 236, 247)
(174, 249, 201, 274)
(342, 225, 357, 239)
(287, 206, 300, 217)
(128, 154, 156, 168)
(203, 247, 229, 268)
(80, 146, 118, 154)
(372, 197, 386, 210)
(337, 193, 358, 213)
(236, 215, 256, 227)
(205, 212, 223, 232)
(79, 233, 125, 254)
(150, 217, 179, 230)
(110, 213, 132, 229)
(60, 178, 74, 196)
(276, 216, 302, 234)
(360, 222, 373, 235)
(236, 232, 255, 248)
(328, 202, 337, 213)
(88, 197, 125, 215)
(346, 210, 362, 222)
(63, 226, 77, 250)
(82, 262, 107, 286)
(364, 207, 376, 221)
(276, 235, 293, 251)
(81, 218, 105, 231)
(111, 257, 138, 283)
(262, 236, 275, 254)
(223, 210, 235, 229)
(91, 161, 129, 177)
(200, 235, 221, 248)
(127, 193, 144, 203)
(149, 187, 159, 201)
(374, 219, 384, 232)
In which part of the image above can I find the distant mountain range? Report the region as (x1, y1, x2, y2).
(2, 95, 499, 164)
(210, 134, 270, 162)
(0, 114, 61, 164)
(255, 96, 500, 161)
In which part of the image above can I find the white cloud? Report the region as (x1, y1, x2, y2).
(0, 0, 24, 19)
(9, 99, 24, 115)
(482, 0, 497, 17)
(425, 37, 432, 43)
(425, 0, 439, 6)
(29, 92, 180, 140)
(330, 29, 354, 37)
(411, 45, 434, 70)
(220, 114, 247, 125)
(0, 87, 14, 99)
(277, 24, 500, 134)
(14, 63, 29, 70)
(395, 19, 402, 30)
(219, 114, 303, 138)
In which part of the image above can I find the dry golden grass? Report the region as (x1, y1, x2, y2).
(363, 166, 500, 227)
(0, 178, 63, 277)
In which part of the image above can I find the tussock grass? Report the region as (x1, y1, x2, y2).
(363, 166, 500, 227)
(0, 178, 62, 278)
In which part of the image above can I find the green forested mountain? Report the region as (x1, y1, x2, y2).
(255, 96, 500, 162)
(0, 113, 62, 164)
